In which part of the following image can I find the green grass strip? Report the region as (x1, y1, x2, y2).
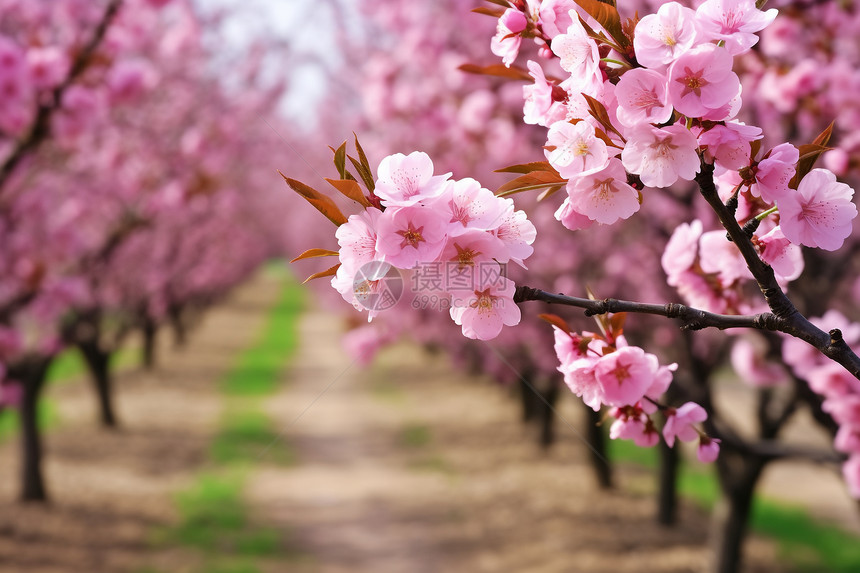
(608, 439, 860, 571)
(154, 269, 306, 572)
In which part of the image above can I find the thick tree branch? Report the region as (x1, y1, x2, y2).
(694, 161, 860, 380)
(514, 285, 785, 331)
(0, 0, 123, 193)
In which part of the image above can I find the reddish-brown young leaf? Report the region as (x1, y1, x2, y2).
(346, 155, 376, 193)
(325, 177, 371, 208)
(608, 312, 627, 337)
(496, 171, 568, 196)
(789, 122, 834, 189)
(302, 263, 341, 284)
(575, 0, 627, 49)
(473, 6, 505, 17)
(290, 248, 340, 263)
(539, 313, 573, 334)
(537, 184, 564, 202)
(459, 63, 533, 81)
(750, 138, 762, 162)
(495, 161, 558, 175)
(330, 141, 356, 181)
(582, 93, 624, 140)
(483, 0, 514, 7)
(280, 172, 348, 226)
(352, 133, 375, 191)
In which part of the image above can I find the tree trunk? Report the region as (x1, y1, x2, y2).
(141, 317, 157, 370)
(585, 404, 613, 489)
(709, 455, 764, 573)
(519, 376, 538, 423)
(15, 357, 52, 502)
(657, 438, 679, 525)
(169, 306, 187, 349)
(78, 341, 117, 428)
(538, 381, 560, 449)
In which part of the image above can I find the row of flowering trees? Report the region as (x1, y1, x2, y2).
(0, 0, 295, 502)
(289, 1, 860, 572)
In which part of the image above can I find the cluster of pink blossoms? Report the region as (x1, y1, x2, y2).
(553, 316, 718, 460)
(498, 0, 856, 247)
(779, 312, 860, 497)
(485, 0, 860, 466)
(331, 151, 536, 340)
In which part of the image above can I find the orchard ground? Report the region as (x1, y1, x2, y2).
(0, 268, 856, 572)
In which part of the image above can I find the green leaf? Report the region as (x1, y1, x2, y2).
(290, 248, 340, 263)
(280, 172, 348, 226)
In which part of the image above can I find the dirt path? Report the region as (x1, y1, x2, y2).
(0, 270, 283, 573)
(249, 310, 778, 573)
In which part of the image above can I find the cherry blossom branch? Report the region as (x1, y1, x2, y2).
(513, 281, 860, 380)
(694, 161, 860, 380)
(0, 0, 123, 193)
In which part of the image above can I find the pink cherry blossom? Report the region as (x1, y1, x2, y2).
(731, 335, 787, 387)
(697, 437, 721, 462)
(835, 425, 860, 454)
(621, 123, 700, 188)
(336, 207, 384, 270)
(491, 9, 524, 67)
(844, 455, 860, 498)
(545, 120, 609, 179)
(539, 0, 577, 39)
(662, 402, 708, 447)
(696, 0, 778, 56)
(0, 380, 22, 408)
(750, 143, 799, 204)
(523, 60, 566, 127)
(375, 205, 448, 268)
(553, 326, 585, 365)
(823, 396, 860, 426)
(595, 346, 657, 407)
(668, 44, 741, 120)
(492, 199, 537, 268)
(699, 230, 752, 284)
(633, 2, 699, 69)
(374, 151, 451, 207)
(438, 229, 508, 289)
(433, 177, 508, 234)
(449, 277, 521, 340)
(615, 68, 672, 128)
(559, 356, 604, 411)
(756, 226, 804, 282)
(777, 168, 858, 251)
(698, 122, 762, 171)
(566, 158, 641, 225)
(662, 219, 703, 286)
(26, 46, 70, 90)
(554, 197, 594, 232)
(551, 16, 600, 81)
(610, 410, 660, 447)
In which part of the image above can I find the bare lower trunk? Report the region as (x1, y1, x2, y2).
(709, 453, 764, 573)
(141, 317, 157, 370)
(538, 381, 559, 449)
(15, 357, 52, 502)
(585, 405, 613, 489)
(657, 438, 679, 525)
(78, 341, 117, 428)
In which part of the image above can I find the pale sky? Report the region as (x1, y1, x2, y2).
(194, 0, 356, 127)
